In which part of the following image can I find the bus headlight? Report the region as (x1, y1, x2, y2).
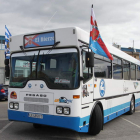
(56, 106, 63, 114)
(14, 103, 19, 110)
(9, 102, 14, 109)
(9, 102, 19, 110)
(64, 107, 70, 115)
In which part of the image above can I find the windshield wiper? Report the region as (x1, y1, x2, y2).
(30, 53, 35, 76)
(40, 53, 44, 71)
(31, 53, 35, 61)
(36, 50, 40, 78)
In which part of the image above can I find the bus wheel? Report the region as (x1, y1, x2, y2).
(128, 96, 135, 115)
(88, 104, 102, 135)
(33, 123, 42, 129)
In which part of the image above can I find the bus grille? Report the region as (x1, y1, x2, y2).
(24, 104, 49, 113)
(24, 97, 49, 103)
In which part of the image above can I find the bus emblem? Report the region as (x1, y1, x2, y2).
(99, 79, 105, 97)
(40, 84, 44, 88)
(134, 82, 138, 89)
(28, 83, 32, 88)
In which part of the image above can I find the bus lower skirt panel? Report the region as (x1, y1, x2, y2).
(8, 110, 89, 133)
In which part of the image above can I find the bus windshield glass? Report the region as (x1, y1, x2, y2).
(37, 49, 79, 89)
(10, 48, 79, 89)
(10, 51, 39, 87)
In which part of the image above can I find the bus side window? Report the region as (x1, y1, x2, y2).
(113, 56, 122, 79)
(94, 54, 112, 78)
(137, 66, 140, 81)
(131, 63, 136, 80)
(83, 51, 92, 83)
(123, 60, 130, 80)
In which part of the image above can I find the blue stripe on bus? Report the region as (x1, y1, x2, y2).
(104, 98, 140, 123)
(8, 110, 89, 132)
(104, 106, 130, 123)
(135, 98, 140, 104)
(79, 115, 90, 127)
(104, 102, 130, 117)
(135, 98, 140, 107)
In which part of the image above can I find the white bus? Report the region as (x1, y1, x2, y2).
(7, 27, 140, 135)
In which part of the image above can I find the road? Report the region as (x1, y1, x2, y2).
(0, 100, 140, 140)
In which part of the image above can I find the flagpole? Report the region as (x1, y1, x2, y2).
(88, 5, 93, 78)
(89, 4, 95, 77)
(88, 4, 94, 78)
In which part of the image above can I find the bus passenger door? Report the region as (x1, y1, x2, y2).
(81, 51, 94, 104)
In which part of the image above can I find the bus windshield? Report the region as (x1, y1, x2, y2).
(10, 48, 79, 89)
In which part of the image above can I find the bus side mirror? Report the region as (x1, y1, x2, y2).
(5, 65, 10, 77)
(86, 52, 94, 67)
(4, 59, 10, 78)
(4, 59, 9, 65)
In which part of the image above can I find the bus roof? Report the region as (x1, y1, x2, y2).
(10, 26, 140, 65)
(107, 45, 140, 65)
(10, 27, 88, 52)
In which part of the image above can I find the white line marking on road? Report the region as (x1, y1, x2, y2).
(0, 118, 8, 121)
(0, 121, 13, 134)
(121, 117, 140, 129)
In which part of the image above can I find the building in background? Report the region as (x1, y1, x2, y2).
(0, 35, 5, 84)
(121, 47, 140, 60)
(112, 43, 121, 50)
(112, 43, 140, 60)
(0, 35, 5, 49)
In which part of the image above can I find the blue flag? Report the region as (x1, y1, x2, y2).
(5, 25, 12, 59)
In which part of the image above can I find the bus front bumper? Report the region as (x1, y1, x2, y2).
(8, 110, 89, 133)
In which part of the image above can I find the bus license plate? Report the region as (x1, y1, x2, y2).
(28, 113, 43, 119)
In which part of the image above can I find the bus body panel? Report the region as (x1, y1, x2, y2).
(8, 27, 140, 134)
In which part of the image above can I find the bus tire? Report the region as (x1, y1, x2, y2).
(128, 96, 135, 115)
(88, 104, 102, 135)
(33, 123, 42, 129)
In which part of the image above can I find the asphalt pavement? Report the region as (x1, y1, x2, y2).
(0, 100, 140, 140)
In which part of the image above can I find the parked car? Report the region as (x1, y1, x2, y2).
(0, 84, 8, 100)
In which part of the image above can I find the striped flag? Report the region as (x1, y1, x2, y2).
(89, 5, 113, 60)
(5, 25, 12, 59)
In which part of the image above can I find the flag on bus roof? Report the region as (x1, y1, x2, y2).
(89, 5, 113, 60)
(5, 25, 12, 59)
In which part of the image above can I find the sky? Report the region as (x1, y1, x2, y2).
(0, 0, 140, 48)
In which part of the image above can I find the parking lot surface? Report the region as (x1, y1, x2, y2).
(0, 100, 140, 140)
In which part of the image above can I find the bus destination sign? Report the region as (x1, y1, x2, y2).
(24, 32, 55, 48)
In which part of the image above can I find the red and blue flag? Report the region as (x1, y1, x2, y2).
(89, 5, 113, 60)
